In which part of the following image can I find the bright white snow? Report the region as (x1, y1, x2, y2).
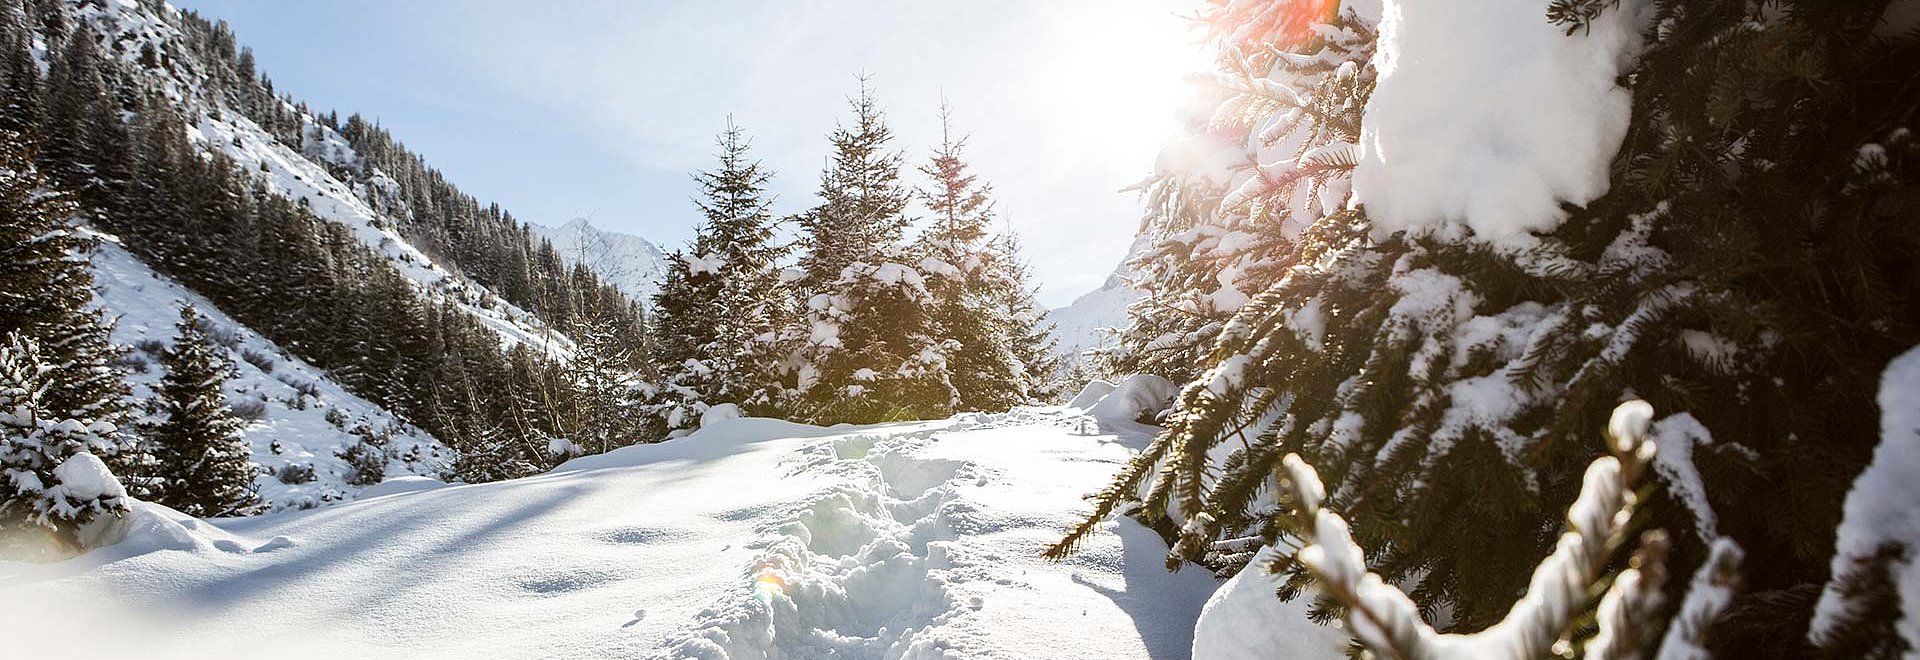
(1353, 0, 1646, 249)
(535, 218, 673, 299)
(0, 402, 1225, 658)
(1810, 344, 1920, 651)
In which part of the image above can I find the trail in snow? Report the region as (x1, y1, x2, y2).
(0, 405, 1219, 659)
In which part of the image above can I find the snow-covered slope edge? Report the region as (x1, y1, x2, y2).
(1, 402, 1218, 658)
(1046, 234, 1148, 369)
(532, 219, 671, 300)
(91, 234, 450, 511)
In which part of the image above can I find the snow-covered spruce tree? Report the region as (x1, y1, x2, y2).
(0, 333, 128, 555)
(651, 119, 788, 430)
(556, 315, 648, 453)
(37, 19, 128, 212)
(781, 81, 955, 424)
(1271, 400, 1745, 658)
(911, 106, 1053, 412)
(1101, 0, 1373, 384)
(1053, 1, 1920, 655)
(151, 304, 258, 518)
(0, 128, 140, 490)
(988, 232, 1066, 404)
(0, 3, 41, 139)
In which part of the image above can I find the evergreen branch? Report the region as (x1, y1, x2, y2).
(1278, 400, 1664, 659)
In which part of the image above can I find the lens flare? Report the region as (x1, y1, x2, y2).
(752, 565, 789, 604)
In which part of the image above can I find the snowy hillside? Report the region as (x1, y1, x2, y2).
(532, 218, 672, 300)
(1046, 234, 1148, 367)
(2, 397, 1225, 658)
(90, 235, 451, 511)
(66, 0, 579, 359)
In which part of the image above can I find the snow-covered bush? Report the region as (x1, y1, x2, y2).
(0, 334, 129, 552)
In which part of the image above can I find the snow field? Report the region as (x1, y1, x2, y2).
(2, 403, 1224, 659)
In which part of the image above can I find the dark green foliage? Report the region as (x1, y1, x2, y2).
(783, 81, 956, 424)
(651, 119, 788, 429)
(914, 111, 1060, 411)
(0, 3, 661, 485)
(1057, 2, 1920, 657)
(150, 304, 257, 517)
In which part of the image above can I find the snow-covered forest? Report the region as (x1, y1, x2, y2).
(2, 0, 1918, 657)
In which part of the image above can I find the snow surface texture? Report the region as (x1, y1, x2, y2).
(1353, 0, 1646, 249)
(89, 237, 449, 511)
(1191, 546, 1349, 660)
(532, 218, 672, 300)
(1810, 344, 1920, 650)
(0, 403, 1223, 658)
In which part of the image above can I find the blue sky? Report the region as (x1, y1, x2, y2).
(172, 0, 1206, 305)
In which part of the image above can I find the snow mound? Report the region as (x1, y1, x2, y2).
(1087, 374, 1179, 425)
(1353, 0, 1646, 250)
(356, 476, 450, 500)
(1067, 380, 1119, 409)
(77, 500, 247, 558)
(1192, 545, 1350, 660)
(701, 403, 743, 428)
(1811, 344, 1920, 649)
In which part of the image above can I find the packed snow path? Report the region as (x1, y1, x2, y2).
(1, 407, 1218, 659)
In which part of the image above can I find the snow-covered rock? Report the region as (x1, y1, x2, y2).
(1066, 380, 1119, 409)
(1088, 374, 1179, 426)
(700, 403, 743, 427)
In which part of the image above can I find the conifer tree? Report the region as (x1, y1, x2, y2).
(911, 109, 1058, 411)
(0, 333, 128, 554)
(151, 304, 257, 517)
(1053, 1, 1920, 656)
(0, 129, 138, 483)
(987, 232, 1064, 403)
(557, 315, 646, 453)
(0, 4, 40, 138)
(39, 27, 128, 209)
(651, 119, 787, 429)
(782, 80, 955, 424)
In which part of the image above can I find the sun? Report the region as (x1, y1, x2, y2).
(1029, 1, 1211, 166)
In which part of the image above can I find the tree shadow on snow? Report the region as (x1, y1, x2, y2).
(1068, 518, 1217, 660)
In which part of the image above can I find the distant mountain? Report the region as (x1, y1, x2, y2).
(1046, 234, 1148, 367)
(531, 219, 672, 300)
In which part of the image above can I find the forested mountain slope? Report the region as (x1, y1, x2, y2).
(1, 0, 660, 493)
